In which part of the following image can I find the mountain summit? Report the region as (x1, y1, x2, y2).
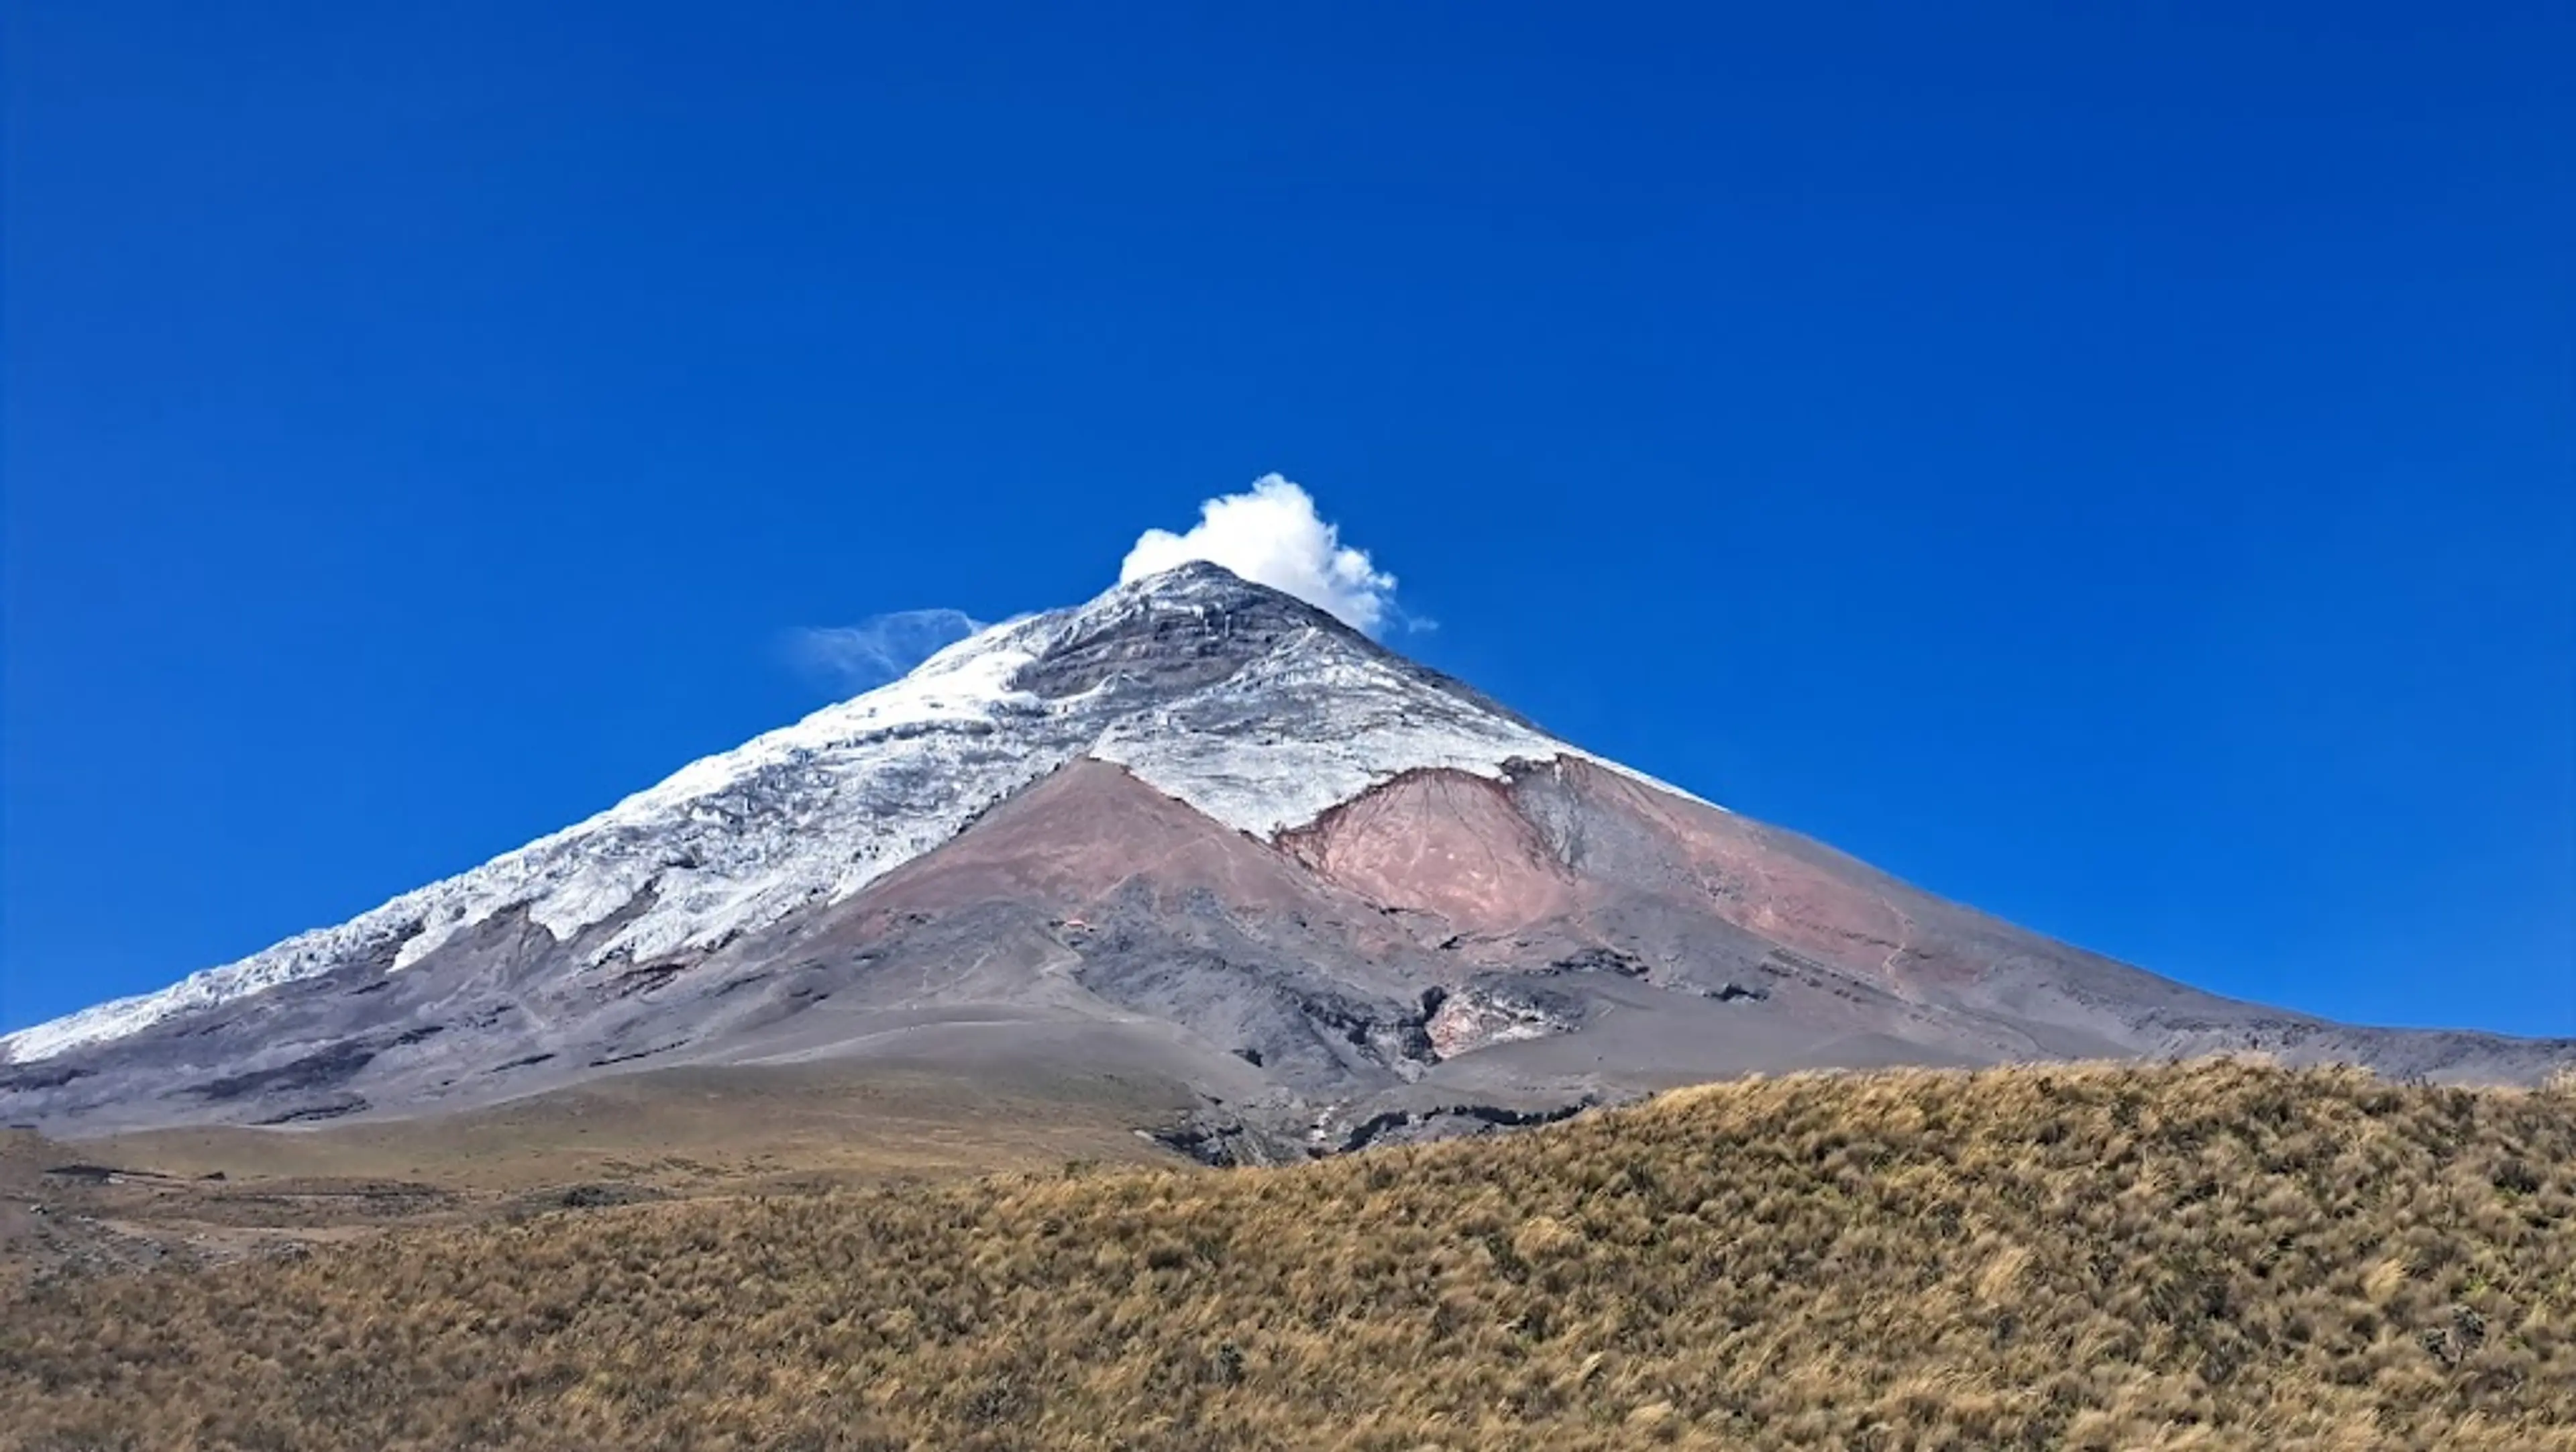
(7, 564, 2567, 1150)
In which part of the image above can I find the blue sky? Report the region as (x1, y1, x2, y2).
(5, 3, 2570, 1038)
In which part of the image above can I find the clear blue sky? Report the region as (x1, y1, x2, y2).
(5, 3, 2571, 1038)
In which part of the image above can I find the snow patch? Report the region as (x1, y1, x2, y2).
(1092, 650, 1566, 838)
(0, 623, 1064, 1064)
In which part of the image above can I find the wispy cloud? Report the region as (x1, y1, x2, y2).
(784, 608, 985, 694)
(1119, 474, 1399, 634)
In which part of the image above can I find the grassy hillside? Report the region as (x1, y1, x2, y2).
(6, 1059, 2574, 1450)
(93, 1056, 1191, 1195)
(0, 1060, 1190, 1279)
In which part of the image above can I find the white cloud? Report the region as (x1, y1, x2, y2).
(785, 608, 985, 694)
(1118, 474, 1398, 633)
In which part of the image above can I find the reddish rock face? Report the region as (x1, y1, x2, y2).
(1277, 757, 1938, 998)
(841, 757, 1421, 960)
(1278, 769, 1581, 937)
(1528, 758, 2072, 997)
(1525, 759, 1942, 993)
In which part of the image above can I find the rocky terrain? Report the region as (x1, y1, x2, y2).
(7, 562, 2570, 1155)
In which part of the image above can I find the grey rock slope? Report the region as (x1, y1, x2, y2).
(6, 564, 2568, 1150)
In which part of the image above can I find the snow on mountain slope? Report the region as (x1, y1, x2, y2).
(1, 564, 1621, 1066)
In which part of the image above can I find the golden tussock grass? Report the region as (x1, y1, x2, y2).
(5, 1059, 2574, 1450)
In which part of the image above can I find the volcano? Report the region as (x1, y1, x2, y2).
(6, 562, 2565, 1156)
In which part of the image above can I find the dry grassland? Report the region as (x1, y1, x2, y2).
(5, 1059, 2573, 1450)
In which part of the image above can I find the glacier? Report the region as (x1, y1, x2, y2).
(2, 564, 1623, 1065)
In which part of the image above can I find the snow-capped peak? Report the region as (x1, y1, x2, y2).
(1, 564, 1697, 1066)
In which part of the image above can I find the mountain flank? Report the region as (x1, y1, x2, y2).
(6, 562, 2568, 1151)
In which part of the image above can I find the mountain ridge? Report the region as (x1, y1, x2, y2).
(5, 563, 1646, 1068)
(7, 562, 2569, 1145)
